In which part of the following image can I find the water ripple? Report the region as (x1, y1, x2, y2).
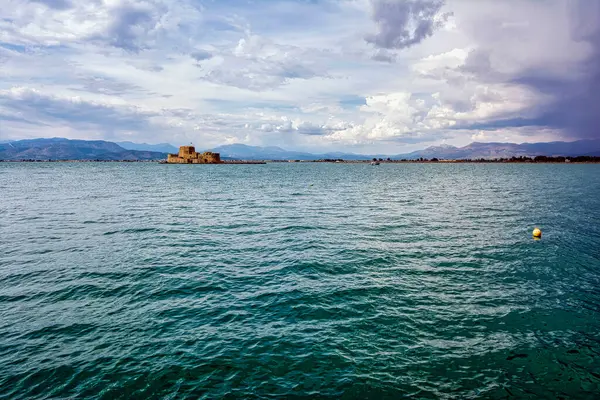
(1, 162, 600, 398)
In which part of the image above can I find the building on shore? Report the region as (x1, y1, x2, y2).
(167, 145, 222, 164)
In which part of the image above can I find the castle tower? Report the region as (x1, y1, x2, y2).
(178, 145, 196, 159)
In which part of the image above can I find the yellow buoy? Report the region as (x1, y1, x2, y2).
(532, 228, 542, 238)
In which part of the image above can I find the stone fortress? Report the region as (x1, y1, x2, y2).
(167, 145, 222, 164)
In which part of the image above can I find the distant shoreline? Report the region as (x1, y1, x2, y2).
(4, 138, 600, 163)
(2, 159, 600, 164)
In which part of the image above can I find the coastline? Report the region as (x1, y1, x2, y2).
(2, 159, 600, 164)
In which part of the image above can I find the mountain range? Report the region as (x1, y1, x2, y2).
(117, 141, 179, 154)
(209, 144, 368, 161)
(1, 138, 599, 161)
(210, 140, 600, 160)
(399, 141, 600, 160)
(0, 138, 167, 161)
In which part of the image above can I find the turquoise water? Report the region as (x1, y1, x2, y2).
(1, 162, 600, 399)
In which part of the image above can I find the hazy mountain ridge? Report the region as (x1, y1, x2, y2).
(0, 138, 167, 161)
(211, 140, 600, 160)
(209, 144, 377, 160)
(396, 140, 600, 160)
(1, 138, 599, 161)
(117, 141, 179, 153)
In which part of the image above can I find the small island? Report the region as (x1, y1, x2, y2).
(167, 145, 222, 164)
(165, 145, 266, 164)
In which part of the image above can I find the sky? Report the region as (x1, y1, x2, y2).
(0, 0, 599, 153)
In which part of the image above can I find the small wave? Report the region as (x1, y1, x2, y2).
(104, 227, 161, 235)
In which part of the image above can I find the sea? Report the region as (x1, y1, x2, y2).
(1, 162, 600, 399)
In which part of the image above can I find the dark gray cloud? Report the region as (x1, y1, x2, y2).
(0, 113, 47, 126)
(497, 2, 600, 140)
(105, 5, 157, 52)
(366, 0, 451, 50)
(420, 1, 600, 141)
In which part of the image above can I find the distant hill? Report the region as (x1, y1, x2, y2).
(209, 144, 373, 160)
(394, 140, 600, 160)
(209, 140, 600, 160)
(0, 138, 167, 161)
(211, 144, 315, 160)
(117, 141, 178, 153)
(1, 138, 599, 161)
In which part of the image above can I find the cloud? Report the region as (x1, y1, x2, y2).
(2, 0, 197, 53)
(471, 131, 487, 141)
(371, 49, 396, 63)
(0, 87, 157, 134)
(319, 76, 555, 147)
(104, 4, 159, 52)
(199, 34, 328, 90)
(0, 86, 257, 146)
(1, 0, 600, 154)
(191, 50, 213, 62)
(250, 117, 350, 136)
(507, 1, 600, 140)
(0, 86, 348, 148)
(70, 75, 149, 96)
(31, 0, 73, 10)
(366, 0, 452, 50)
(435, 0, 600, 140)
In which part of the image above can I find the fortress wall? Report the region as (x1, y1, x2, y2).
(201, 152, 221, 163)
(167, 154, 182, 163)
